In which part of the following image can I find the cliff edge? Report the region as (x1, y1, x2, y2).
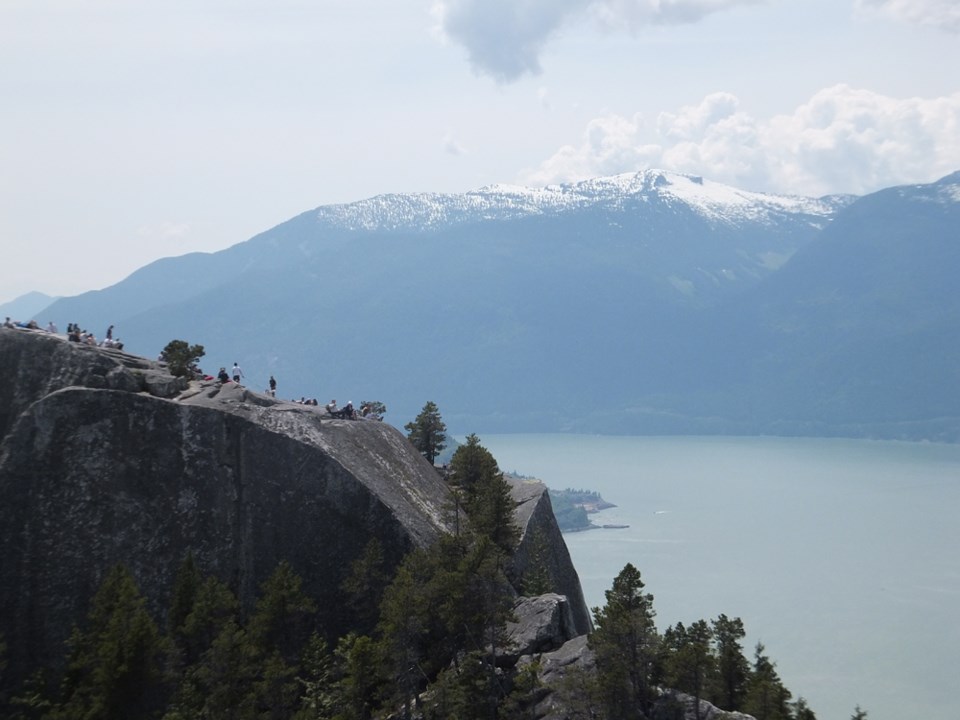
(0, 327, 590, 690)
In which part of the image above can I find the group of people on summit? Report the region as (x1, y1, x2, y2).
(5, 316, 380, 421)
(3, 317, 124, 350)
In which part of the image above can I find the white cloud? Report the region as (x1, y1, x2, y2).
(537, 86, 551, 109)
(856, 0, 960, 32)
(432, 0, 762, 82)
(443, 132, 468, 156)
(522, 86, 960, 196)
(590, 0, 763, 30)
(432, 0, 586, 82)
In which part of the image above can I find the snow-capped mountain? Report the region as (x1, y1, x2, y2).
(37, 171, 960, 439)
(313, 169, 852, 232)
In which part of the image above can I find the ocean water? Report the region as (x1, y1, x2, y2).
(478, 434, 960, 720)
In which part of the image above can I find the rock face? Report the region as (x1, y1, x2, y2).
(508, 478, 593, 636)
(0, 328, 590, 691)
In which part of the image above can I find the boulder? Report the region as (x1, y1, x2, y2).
(502, 593, 579, 663)
(651, 690, 757, 720)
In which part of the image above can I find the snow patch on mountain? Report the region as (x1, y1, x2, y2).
(313, 170, 852, 233)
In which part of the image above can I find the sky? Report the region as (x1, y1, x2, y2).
(2, 0, 959, 305)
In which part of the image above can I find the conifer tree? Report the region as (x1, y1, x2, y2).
(167, 552, 202, 656)
(404, 401, 447, 465)
(333, 633, 382, 720)
(341, 538, 392, 634)
(185, 620, 261, 719)
(449, 434, 519, 553)
(589, 563, 659, 720)
(160, 339, 205, 378)
(793, 696, 818, 720)
(709, 613, 750, 711)
(50, 564, 165, 720)
(744, 642, 792, 720)
(552, 663, 601, 720)
(662, 620, 714, 719)
(172, 575, 240, 671)
(501, 659, 542, 720)
(376, 559, 429, 719)
(248, 561, 318, 666)
(293, 633, 337, 720)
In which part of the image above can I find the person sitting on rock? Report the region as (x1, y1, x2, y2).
(217, 367, 230, 383)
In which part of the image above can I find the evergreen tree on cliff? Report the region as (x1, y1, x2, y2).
(662, 619, 714, 720)
(448, 434, 519, 553)
(160, 339, 205, 378)
(744, 642, 792, 720)
(49, 564, 165, 719)
(590, 563, 659, 720)
(709, 613, 749, 711)
(404, 401, 447, 465)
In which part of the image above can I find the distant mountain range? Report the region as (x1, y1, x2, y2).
(0, 291, 60, 324)
(27, 169, 960, 440)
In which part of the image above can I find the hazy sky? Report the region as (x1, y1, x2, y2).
(2, 0, 959, 305)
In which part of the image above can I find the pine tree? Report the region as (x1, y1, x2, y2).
(167, 552, 202, 663)
(50, 564, 165, 719)
(501, 660, 543, 720)
(377, 560, 429, 719)
(404, 401, 447, 465)
(449, 434, 519, 553)
(552, 662, 601, 720)
(744, 642, 792, 720)
(341, 538, 392, 634)
(187, 620, 261, 720)
(709, 613, 749, 711)
(293, 633, 337, 720)
(333, 633, 382, 720)
(851, 705, 868, 720)
(589, 563, 659, 720)
(160, 339, 205, 378)
(171, 575, 240, 671)
(248, 561, 318, 666)
(793, 696, 818, 720)
(662, 619, 714, 719)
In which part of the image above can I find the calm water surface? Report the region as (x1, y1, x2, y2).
(478, 434, 960, 720)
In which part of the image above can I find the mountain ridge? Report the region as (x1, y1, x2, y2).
(309, 169, 853, 232)
(32, 170, 960, 439)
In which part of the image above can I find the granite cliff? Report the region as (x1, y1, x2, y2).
(0, 327, 590, 694)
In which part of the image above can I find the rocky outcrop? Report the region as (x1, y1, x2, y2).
(502, 593, 578, 663)
(651, 691, 757, 720)
(0, 328, 590, 691)
(508, 477, 593, 635)
(529, 635, 597, 720)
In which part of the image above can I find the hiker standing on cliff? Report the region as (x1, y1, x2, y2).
(232, 362, 244, 384)
(269, 375, 277, 396)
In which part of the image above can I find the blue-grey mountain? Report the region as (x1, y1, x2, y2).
(38, 170, 960, 439)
